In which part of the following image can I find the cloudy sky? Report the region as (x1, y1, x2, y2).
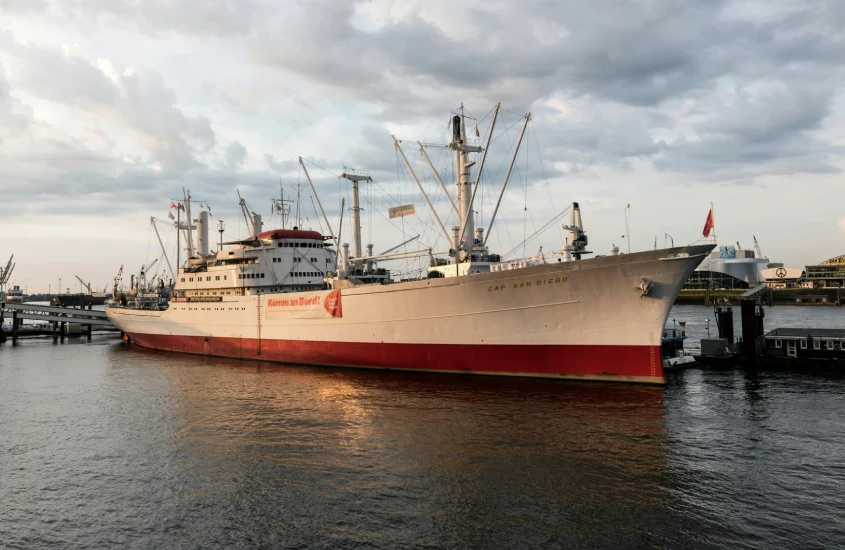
(2, 0, 844, 293)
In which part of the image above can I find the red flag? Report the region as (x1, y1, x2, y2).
(170, 202, 177, 209)
(702, 208, 714, 237)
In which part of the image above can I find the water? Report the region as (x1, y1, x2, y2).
(2, 306, 844, 549)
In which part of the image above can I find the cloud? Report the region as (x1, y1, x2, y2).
(225, 140, 247, 169)
(4, 0, 845, 289)
(0, 0, 275, 37)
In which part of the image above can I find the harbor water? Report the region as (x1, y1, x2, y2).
(2, 305, 844, 549)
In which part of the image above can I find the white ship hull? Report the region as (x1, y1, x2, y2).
(107, 245, 712, 384)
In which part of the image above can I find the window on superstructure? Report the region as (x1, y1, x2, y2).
(814, 340, 821, 350)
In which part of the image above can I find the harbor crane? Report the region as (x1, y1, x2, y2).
(753, 235, 764, 258)
(75, 275, 93, 294)
(0, 254, 15, 293)
(112, 265, 124, 298)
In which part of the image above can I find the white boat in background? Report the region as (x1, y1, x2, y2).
(107, 104, 712, 384)
(6, 285, 24, 304)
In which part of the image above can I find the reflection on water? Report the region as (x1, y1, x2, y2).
(2, 321, 845, 548)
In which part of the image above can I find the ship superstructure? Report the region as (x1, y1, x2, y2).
(5, 284, 23, 304)
(106, 104, 713, 384)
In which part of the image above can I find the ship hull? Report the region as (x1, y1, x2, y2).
(107, 245, 713, 384)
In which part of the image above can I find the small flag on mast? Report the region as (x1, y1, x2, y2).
(702, 208, 714, 237)
(168, 211, 175, 220)
(170, 202, 177, 210)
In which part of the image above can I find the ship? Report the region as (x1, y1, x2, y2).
(106, 105, 713, 384)
(5, 285, 24, 304)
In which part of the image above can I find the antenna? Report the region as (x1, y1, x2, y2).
(218, 219, 226, 251)
(296, 183, 302, 228)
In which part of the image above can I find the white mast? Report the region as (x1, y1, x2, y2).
(183, 188, 194, 258)
(450, 105, 482, 258)
(176, 204, 181, 270)
(459, 103, 499, 250)
(339, 168, 372, 264)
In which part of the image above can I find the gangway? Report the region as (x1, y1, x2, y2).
(0, 302, 116, 344)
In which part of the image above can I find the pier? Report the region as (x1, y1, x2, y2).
(0, 302, 117, 344)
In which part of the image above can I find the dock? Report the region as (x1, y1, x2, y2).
(0, 302, 117, 344)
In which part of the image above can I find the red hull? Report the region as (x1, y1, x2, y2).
(125, 333, 665, 383)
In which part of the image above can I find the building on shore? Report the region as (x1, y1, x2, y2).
(683, 245, 771, 290)
(804, 255, 845, 288)
(760, 267, 810, 289)
(756, 256, 845, 289)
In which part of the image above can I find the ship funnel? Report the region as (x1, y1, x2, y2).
(196, 210, 209, 257)
(251, 213, 263, 236)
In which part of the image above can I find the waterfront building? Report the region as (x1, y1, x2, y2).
(804, 255, 845, 288)
(684, 246, 770, 290)
(760, 267, 809, 289)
